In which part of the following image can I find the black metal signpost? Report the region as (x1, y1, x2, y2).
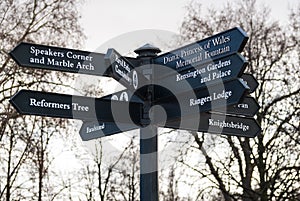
(9, 27, 261, 201)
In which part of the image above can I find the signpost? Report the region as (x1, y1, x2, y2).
(9, 27, 261, 201)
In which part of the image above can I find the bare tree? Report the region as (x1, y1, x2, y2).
(177, 0, 300, 200)
(113, 137, 139, 201)
(76, 136, 139, 201)
(0, 0, 84, 200)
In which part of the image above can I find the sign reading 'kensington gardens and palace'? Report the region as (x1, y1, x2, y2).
(10, 27, 261, 139)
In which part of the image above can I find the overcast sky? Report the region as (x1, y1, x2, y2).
(79, 0, 298, 51)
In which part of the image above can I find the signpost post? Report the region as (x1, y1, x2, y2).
(134, 44, 161, 201)
(9, 27, 261, 201)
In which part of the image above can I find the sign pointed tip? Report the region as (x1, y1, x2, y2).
(9, 90, 23, 114)
(239, 27, 248, 38)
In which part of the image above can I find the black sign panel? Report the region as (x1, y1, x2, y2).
(105, 48, 149, 99)
(159, 113, 260, 138)
(153, 53, 247, 98)
(10, 90, 143, 124)
(80, 121, 139, 141)
(241, 73, 259, 93)
(9, 42, 111, 76)
(153, 27, 248, 74)
(154, 79, 249, 120)
(211, 96, 260, 117)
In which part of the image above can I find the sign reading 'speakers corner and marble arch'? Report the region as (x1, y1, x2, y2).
(10, 27, 261, 140)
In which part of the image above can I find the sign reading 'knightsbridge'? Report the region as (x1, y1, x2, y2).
(9, 27, 261, 140)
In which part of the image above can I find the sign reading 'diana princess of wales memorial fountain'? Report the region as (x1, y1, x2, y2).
(10, 27, 261, 141)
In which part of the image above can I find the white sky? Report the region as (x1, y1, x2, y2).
(79, 0, 298, 51)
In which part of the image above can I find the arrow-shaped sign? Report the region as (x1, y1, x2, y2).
(241, 73, 259, 93)
(153, 53, 247, 100)
(79, 89, 144, 141)
(211, 96, 260, 117)
(158, 113, 260, 138)
(9, 42, 139, 77)
(153, 27, 248, 75)
(154, 79, 249, 122)
(9, 42, 109, 76)
(104, 48, 149, 99)
(80, 121, 140, 141)
(10, 90, 143, 124)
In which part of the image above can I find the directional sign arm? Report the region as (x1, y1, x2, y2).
(100, 89, 144, 103)
(104, 48, 149, 100)
(160, 113, 260, 138)
(210, 96, 260, 117)
(9, 42, 110, 76)
(153, 79, 249, 118)
(9, 42, 139, 78)
(153, 27, 249, 73)
(153, 53, 248, 97)
(10, 90, 143, 124)
(80, 121, 140, 141)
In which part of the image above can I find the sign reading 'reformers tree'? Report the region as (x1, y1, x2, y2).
(9, 27, 260, 201)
